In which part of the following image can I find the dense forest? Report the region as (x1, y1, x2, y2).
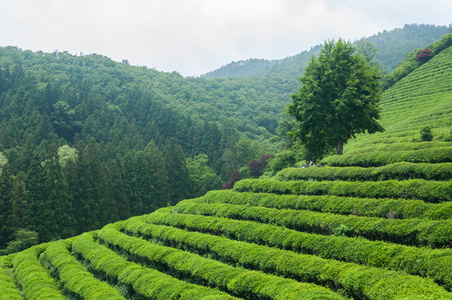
(0, 24, 449, 252)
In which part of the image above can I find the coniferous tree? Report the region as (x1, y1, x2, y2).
(144, 140, 171, 207)
(43, 156, 74, 239)
(24, 154, 48, 242)
(0, 163, 13, 248)
(6, 171, 27, 240)
(163, 138, 192, 205)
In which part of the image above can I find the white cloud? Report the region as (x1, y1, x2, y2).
(0, 0, 450, 76)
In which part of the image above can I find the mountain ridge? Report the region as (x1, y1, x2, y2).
(201, 24, 449, 79)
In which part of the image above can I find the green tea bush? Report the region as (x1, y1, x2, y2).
(98, 224, 344, 300)
(420, 126, 434, 141)
(277, 162, 452, 181)
(319, 147, 452, 167)
(40, 241, 126, 300)
(199, 190, 452, 220)
(72, 232, 239, 300)
(234, 178, 452, 203)
(11, 244, 65, 300)
(140, 212, 452, 297)
(349, 142, 452, 153)
(0, 260, 22, 300)
(172, 200, 452, 248)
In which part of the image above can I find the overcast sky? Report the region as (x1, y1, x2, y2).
(0, 0, 450, 76)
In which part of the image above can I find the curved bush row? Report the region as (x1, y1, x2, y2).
(319, 147, 452, 167)
(234, 178, 452, 203)
(173, 200, 452, 248)
(0, 258, 22, 300)
(98, 223, 344, 300)
(348, 141, 452, 153)
(146, 210, 452, 292)
(72, 232, 239, 300)
(198, 190, 452, 220)
(277, 162, 452, 182)
(40, 241, 126, 300)
(11, 244, 65, 300)
(123, 215, 452, 300)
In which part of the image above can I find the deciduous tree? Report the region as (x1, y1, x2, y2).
(288, 39, 384, 162)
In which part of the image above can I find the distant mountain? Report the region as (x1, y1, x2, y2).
(200, 58, 278, 78)
(201, 24, 449, 79)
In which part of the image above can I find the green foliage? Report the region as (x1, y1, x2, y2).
(320, 146, 452, 167)
(0, 260, 22, 299)
(187, 154, 222, 197)
(233, 137, 261, 169)
(346, 41, 452, 150)
(381, 33, 452, 90)
(0, 229, 38, 255)
(173, 199, 452, 248)
(57, 145, 78, 168)
(99, 223, 344, 300)
(143, 210, 452, 298)
(2, 25, 452, 300)
(234, 178, 452, 203)
(288, 39, 383, 161)
(269, 149, 297, 173)
(12, 244, 66, 300)
(40, 241, 126, 299)
(277, 162, 452, 182)
(0, 151, 7, 171)
(147, 209, 452, 293)
(199, 190, 452, 220)
(163, 138, 193, 204)
(72, 232, 241, 300)
(420, 126, 434, 141)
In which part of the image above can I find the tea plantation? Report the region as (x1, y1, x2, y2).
(1, 41, 452, 299)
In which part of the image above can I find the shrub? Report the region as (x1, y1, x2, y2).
(221, 170, 242, 189)
(420, 126, 433, 141)
(142, 211, 452, 297)
(269, 150, 297, 172)
(416, 47, 433, 63)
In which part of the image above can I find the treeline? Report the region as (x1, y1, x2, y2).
(0, 137, 218, 251)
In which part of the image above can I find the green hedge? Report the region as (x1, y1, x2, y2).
(98, 223, 344, 300)
(121, 216, 452, 300)
(173, 200, 452, 248)
(319, 147, 452, 167)
(146, 210, 452, 292)
(0, 258, 22, 300)
(277, 162, 452, 181)
(198, 190, 452, 220)
(11, 244, 65, 300)
(40, 241, 126, 300)
(348, 142, 452, 153)
(72, 232, 239, 300)
(233, 178, 452, 203)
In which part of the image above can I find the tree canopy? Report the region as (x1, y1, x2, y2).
(288, 39, 384, 162)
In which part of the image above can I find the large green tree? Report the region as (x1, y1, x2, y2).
(288, 39, 384, 162)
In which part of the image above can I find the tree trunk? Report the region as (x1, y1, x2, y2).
(336, 140, 344, 155)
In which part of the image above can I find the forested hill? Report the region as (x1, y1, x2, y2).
(201, 24, 449, 79)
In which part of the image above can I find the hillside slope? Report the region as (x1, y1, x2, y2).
(343, 40, 452, 153)
(2, 41, 452, 299)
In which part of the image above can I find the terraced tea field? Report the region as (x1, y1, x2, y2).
(1, 140, 452, 299)
(345, 38, 452, 151)
(1, 38, 452, 300)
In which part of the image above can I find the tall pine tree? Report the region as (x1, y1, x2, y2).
(163, 138, 192, 205)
